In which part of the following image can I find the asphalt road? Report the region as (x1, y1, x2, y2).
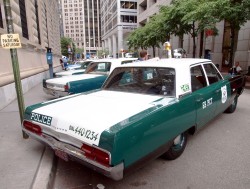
(50, 88, 250, 189)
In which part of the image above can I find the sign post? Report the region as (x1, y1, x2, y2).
(2, 0, 28, 139)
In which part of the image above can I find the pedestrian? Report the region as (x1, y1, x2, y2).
(235, 61, 242, 74)
(139, 50, 148, 61)
(229, 61, 242, 75)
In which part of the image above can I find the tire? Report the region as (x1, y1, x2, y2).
(224, 96, 238, 113)
(162, 132, 188, 160)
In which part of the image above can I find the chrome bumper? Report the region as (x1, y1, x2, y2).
(23, 128, 124, 180)
(43, 87, 69, 97)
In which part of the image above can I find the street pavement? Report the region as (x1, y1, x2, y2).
(52, 82, 250, 189)
(0, 83, 55, 189)
(0, 76, 249, 189)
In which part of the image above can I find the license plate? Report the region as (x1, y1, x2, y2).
(55, 149, 69, 162)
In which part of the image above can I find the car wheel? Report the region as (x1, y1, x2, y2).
(224, 96, 238, 113)
(162, 132, 188, 160)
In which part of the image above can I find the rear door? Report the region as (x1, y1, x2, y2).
(203, 63, 230, 115)
(191, 65, 217, 129)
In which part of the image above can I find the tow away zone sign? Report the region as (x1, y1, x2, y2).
(1, 34, 22, 49)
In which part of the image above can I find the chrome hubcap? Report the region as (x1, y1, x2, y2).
(174, 135, 181, 145)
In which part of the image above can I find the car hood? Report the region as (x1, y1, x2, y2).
(46, 74, 103, 85)
(26, 91, 176, 145)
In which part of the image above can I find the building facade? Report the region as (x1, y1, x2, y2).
(100, 0, 138, 58)
(0, 0, 61, 109)
(137, 0, 250, 71)
(61, 0, 101, 58)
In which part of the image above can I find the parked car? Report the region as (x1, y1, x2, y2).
(55, 60, 93, 77)
(22, 58, 245, 180)
(43, 58, 138, 97)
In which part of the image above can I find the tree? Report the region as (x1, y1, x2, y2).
(97, 48, 109, 58)
(213, 0, 250, 66)
(60, 37, 76, 60)
(61, 37, 72, 56)
(178, 0, 250, 64)
(75, 48, 84, 59)
(128, 0, 250, 61)
(160, 3, 192, 48)
(127, 26, 148, 51)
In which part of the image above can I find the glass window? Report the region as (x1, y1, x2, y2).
(86, 62, 112, 74)
(120, 1, 137, 9)
(103, 67, 176, 96)
(19, 0, 29, 39)
(190, 65, 207, 92)
(203, 64, 222, 85)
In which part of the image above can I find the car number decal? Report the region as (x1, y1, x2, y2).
(202, 98, 213, 109)
(68, 125, 99, 142)
(221, 85, 227, 103)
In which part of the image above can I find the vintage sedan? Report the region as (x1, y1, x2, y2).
(22, 58, 245, 180)
(55, 60, 93, 77)
(43, 58, 138, 97)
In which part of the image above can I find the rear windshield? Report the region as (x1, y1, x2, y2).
(85, 62, 111, 74)
(103, 67, 176, 96)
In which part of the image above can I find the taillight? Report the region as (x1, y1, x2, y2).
(23, 120, 42, 135)
(81, 144, 110, 167)
(64, 84, 69, 91)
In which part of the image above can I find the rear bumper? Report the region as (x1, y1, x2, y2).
(23, 128, 124, 180)
(43, 87, 69, 97)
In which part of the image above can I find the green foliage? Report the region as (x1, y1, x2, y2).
(60, 37, 75, 57)
(75, 48, 84, 55)
(97, 48, 109, 58)
(127, 0, 250, 58)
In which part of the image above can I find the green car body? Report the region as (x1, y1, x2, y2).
(23, 58, 245, 180)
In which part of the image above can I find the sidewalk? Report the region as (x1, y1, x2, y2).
(0, 83, 55, 189)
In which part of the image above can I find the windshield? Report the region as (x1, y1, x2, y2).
(103, 67, 176, 96)
(75, 61, 92, 70)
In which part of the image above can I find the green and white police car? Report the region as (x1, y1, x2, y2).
(23, 58, 245, 180)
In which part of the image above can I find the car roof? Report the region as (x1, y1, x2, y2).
(117, 58, 211, 69)
(90, 58, 138, 64)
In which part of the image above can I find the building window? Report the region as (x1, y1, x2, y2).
(19, 0, 29, 39)
(120, 1, 137, 9)
(121, 15, 137, 23)
(0, 4, 3, 28)
(35, 0, 41, 44)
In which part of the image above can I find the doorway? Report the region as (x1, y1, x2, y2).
(221, 21, 231, 72)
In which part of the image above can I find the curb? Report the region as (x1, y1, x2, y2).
(31, 147, 56, 189)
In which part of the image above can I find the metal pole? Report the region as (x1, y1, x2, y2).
(3, 0, 29, 139)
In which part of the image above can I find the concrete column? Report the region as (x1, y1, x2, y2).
(112, 34, 117, 58)
(104, 39, 108, 50)
(118, 26, 123, 57)
(108, 37, 112, 56)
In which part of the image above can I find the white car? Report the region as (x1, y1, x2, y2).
(23, 58, 246, 180)
(55, 60, 93, 77)
(43, 58, 138, 97)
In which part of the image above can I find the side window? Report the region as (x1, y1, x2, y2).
(190, 65, 207, 92)
(203, 64, 222, 85)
